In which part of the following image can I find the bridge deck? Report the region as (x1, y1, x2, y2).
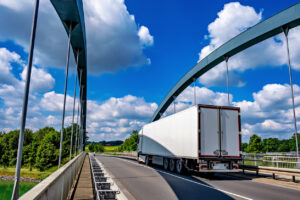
(73, 155, 94, 200)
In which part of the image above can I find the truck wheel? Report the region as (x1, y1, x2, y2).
(163, 158, 169, 170)
(169, 159, 175, 172)
(176, 159, 185, 174)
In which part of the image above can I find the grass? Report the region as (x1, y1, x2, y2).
(0, 156, 72, 180)
(0, 180, 37, 200)
(103, 146, 119, 152)
(0, 166, 57, 180)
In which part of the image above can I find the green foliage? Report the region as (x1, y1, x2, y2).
(35, 130, 60, 171)
(262, 138, 280, 152)
(241, 143, 248, 152)
(34, 127, 55, 142)
(0, 124, 81, 172)
(0, 180, 37, 200)
(87, 142, 104, 153)
(118, 130, 139, 152)
(0, 129, 33, 167)
(246, 134, 263, 153)
(243, 133, 300, 153)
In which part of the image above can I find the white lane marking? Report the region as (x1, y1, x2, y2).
(107, 156, 253, 200)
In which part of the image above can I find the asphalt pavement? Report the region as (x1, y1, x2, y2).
(95, 155, 300, 200)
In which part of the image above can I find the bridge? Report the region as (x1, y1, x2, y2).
(6, 0, 300, 200)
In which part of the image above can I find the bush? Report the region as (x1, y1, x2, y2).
(118, 130, 139, 152)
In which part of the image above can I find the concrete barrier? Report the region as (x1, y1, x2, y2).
(20, 152, 86, 200)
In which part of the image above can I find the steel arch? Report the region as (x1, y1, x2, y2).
(151, 3, 300, 122)
(50, 0, 87, 142)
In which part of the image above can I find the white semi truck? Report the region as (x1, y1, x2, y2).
(137, 104, 242, 174)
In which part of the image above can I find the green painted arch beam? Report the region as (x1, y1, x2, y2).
(151, 3, 300, 122)
(50, 0, 87, 140)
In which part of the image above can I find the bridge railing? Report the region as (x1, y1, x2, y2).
(242, 153, 300, 169)
(19, 152, 85, 200)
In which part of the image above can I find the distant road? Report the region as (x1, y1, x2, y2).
(95, 155, 300, 200)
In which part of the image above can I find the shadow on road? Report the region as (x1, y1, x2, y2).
(105, 155, 244, 200)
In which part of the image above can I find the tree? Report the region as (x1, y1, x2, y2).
(118, 130, 139, 152)
(0, 129, 33, 166)
(241, 143, 248, 152)
(246, 134, 263, 153)
(290, 133, 300, 152)
(34, 127, 56, 142)
(36, 130, 60, 171)
(278, 139, 290, 152)
(87, 143, 104, 152)
(262, 138, 280, 152)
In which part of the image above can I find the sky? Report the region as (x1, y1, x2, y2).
(1, 0, 300, 142)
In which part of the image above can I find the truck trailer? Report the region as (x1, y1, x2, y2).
(137, 104, 242, 174)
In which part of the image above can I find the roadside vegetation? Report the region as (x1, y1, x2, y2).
(0, 124, 82, 176)
(242, 133, 300, 153)
(104, 146, 119, 152)
(117, 130, 139, 152)
(87, 142, 104, 152)
(86, 130, 138, 154)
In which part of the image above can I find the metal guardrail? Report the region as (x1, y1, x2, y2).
(20, 152, 86, 200)
(89, 154, 120, 200)
(239, 164, 300, 182)
(242, 153, 300, 169)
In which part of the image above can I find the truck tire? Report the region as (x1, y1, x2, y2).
(169, 159, 175, 172)
(176, 159, 185, 174)
(163, 158, 169, 170)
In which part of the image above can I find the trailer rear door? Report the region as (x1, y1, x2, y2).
(200, 107, 219, 156)
(221, 109, 240, 157)
(200, 106, 240, 157)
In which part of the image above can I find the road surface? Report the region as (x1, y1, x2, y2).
(95, 155, 300, 200)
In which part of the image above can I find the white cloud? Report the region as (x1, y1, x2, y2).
(0, 0, 32, 11)
(83, 0, 154, 74)
(40, 91, 76, 114)
(21, 65, 55, 92)
(165, 86, 232, 114)
(0, 48, 55, 131)
(0, 48, 22, 85)
(233, 83, 300, 140)
(197, 2, 300, 86)
(85, 95, 157, 141)
(138, 26, 154, 47)
(200, 2, 262, 56)
(0, 0, 153, 75)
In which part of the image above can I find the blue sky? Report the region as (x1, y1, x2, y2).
(1, 0, 300, 142)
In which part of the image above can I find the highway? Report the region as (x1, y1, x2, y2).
(95, 155, 300, 200)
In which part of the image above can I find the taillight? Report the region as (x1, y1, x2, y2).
(233, 165, 239, 170)
(200, 165, 207, 170)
